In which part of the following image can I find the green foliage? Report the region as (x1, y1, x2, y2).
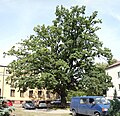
(0, 99, 15, 116)
(109, 59, 118, 65)
(109, 99, 120, 116)
(80, 64, 113, 95)
(67, 90, 86, 101)
(4, 5, 113, 104)
(0, 108, 11, 116)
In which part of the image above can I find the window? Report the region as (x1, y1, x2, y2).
(29, 90, 33, 98)
(0, 89, 1, 97)
(38, 91, 42, 98)
(46, 91, 50, 98)
(89, 98, 94, 104)
(20, 90, 24, 97)
(119, 84, 120, 90)
(118, 72, 120, 78)
(10, 89, 15, 97)
(80, 98, 88, 104)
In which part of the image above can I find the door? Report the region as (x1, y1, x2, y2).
(78, 98, 88, 115)
(86, 98, 96, 115)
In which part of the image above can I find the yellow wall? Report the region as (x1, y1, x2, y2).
(0, 65, 57, 103)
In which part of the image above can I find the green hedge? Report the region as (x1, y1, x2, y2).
(108, 99, 120, 116)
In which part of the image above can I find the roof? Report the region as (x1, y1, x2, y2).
(72, 96, 104, 99)
(106, 61, 120, 69)
(0, 65, 7, 67)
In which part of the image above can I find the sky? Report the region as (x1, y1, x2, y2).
(0, 0, 120, 65)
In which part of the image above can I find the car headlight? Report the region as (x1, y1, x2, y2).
(102, 108, 108, 111)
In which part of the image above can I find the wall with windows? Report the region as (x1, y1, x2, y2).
(0, 65, 57, 104)
(106, 63, 120, 99)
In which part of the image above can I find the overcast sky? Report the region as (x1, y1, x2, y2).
(0, 0, 120, 65)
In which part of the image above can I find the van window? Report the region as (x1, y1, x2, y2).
(80, 98, 87, 104)
(95, 97, 109, 104)
(89, 98, 94, 104)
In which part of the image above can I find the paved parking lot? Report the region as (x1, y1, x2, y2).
(13, 104, 71, 116)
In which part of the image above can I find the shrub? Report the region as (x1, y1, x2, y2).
(108, 99, 120, 116)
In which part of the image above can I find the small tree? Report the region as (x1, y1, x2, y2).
(108, 99, 120, 116)
(108, 89, 120, 116)
(80, 64, 113, 95)
(114, 88, 117, 99)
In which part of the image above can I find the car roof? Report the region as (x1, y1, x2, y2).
(72, 96, 104, 99)
(25, 101, 33, 103)
(39, 101, 46, 103)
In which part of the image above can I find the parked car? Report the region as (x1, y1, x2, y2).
(51, 99, 61, 105)
(22, 101, 36, 110)
(7, 100, 13, 107)
(36, 100, 47, 109)
(50, 99, 66, 108)
(70, 96, 110, 116)
(0, 98, 15, 116)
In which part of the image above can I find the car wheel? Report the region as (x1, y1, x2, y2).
(72, 109, 78, 116)
(94, 112, 100, 116)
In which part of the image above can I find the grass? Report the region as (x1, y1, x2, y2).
(14, 108, 70, 116)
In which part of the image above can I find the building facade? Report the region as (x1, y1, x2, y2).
(0, 65, 57, 104)
(106, 61, 120, 99)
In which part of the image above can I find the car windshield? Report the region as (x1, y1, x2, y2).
(26, 101, 33, 103)
(39, 101, 46, 103)
(95, 97, 109, 104)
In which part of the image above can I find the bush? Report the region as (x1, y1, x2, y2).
(0, 99, 15, 116)
(108, 99, 120, 116)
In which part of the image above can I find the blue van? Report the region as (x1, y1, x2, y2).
(70, 96, 110, 116)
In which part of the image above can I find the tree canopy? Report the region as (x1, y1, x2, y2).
(4, 5, 113, 104)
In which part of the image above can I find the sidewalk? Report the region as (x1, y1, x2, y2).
(14, 104, 71, 114)
(45, 109, 71, 114)
(13, 104, 22, 108)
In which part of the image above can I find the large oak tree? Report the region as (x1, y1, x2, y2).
(5, 6, 113, 105)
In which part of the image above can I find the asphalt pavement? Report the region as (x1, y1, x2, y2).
(14, 104, 71, 114)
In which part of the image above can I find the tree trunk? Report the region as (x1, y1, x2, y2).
(60, 87, 67, 108)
